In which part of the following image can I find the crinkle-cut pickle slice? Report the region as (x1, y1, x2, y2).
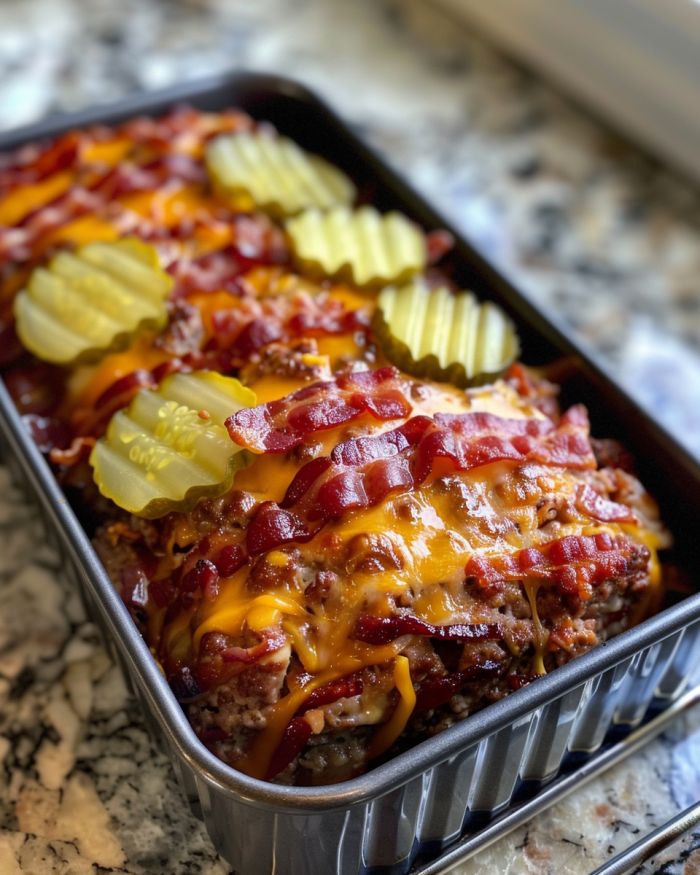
(285, 206, 427, 288)
(374, 280, 520, 388)
(90, 371, 256, 519)
(205, 131, 355, 217)
(14, 238, 172, 366)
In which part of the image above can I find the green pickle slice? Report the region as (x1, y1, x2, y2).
(374, 280, 520, 387)
(206, 132, 355, 217)
(14, 238, 172, 366)
(90, 371, 256, 519)
(286, 206, 426, 288)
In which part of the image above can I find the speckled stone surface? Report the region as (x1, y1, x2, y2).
(1, 1, 700, 873)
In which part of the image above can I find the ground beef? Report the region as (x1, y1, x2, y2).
(189, 645, 291, 738)
(156, 300, 204, 356)
(93, 523, 144, 587)
(239, 338, 330, 385)
(296, 729, 372, 785)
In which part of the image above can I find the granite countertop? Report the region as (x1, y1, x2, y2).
(1, 0, 700, 872)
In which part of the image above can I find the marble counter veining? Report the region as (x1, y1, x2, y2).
(1, 0, 700, 873)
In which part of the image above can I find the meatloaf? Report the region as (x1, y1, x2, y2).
(0, 106, 669, 786)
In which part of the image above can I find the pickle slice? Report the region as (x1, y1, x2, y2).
(90, 371, 256, 518)
(374, 281, 519, 387)
(14, 239, 172, 366)
(206, 132, 355, 217)
(286, 206, 426, 288)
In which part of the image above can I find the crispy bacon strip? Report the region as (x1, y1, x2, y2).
(465, 532, 645, 601)
(280, 406, 595, 524)
(265, 717, 312, 780)
(265, 673, 365, 779)
(246, 502, 312, 555)
(575, 483, 636, 524)
(352, 614, 502, 645)
(281, 457, 333, 507)
(415, 659, 503, 712)
(425, 405, 595, 476)
(221, 628, 287, 665)
(297, 674, 364, 715)
(226, 367, 413, 454)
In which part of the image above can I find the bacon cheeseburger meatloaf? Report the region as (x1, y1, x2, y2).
(0, 107, 670, 785)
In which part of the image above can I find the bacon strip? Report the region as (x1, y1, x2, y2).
(297, 674, 364, 715)
(221, 628, 287, 665)
(246, 501, 312, 555)
(280, 406, 595, 524)
(265, 673, 365, 779)
(265, 717, 312, 780)
(575, 483, 636, 524)
(465, 532, 645, 601)
(415, 659, 503, 712)
(426, 404, 594, 477)
(226, 367, 413, 454)
(352, 614, 502, 645)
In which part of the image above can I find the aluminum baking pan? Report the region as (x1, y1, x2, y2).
(1, 72, 700, 875)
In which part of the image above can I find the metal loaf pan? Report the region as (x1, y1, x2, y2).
(1, 72, 700, 875)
